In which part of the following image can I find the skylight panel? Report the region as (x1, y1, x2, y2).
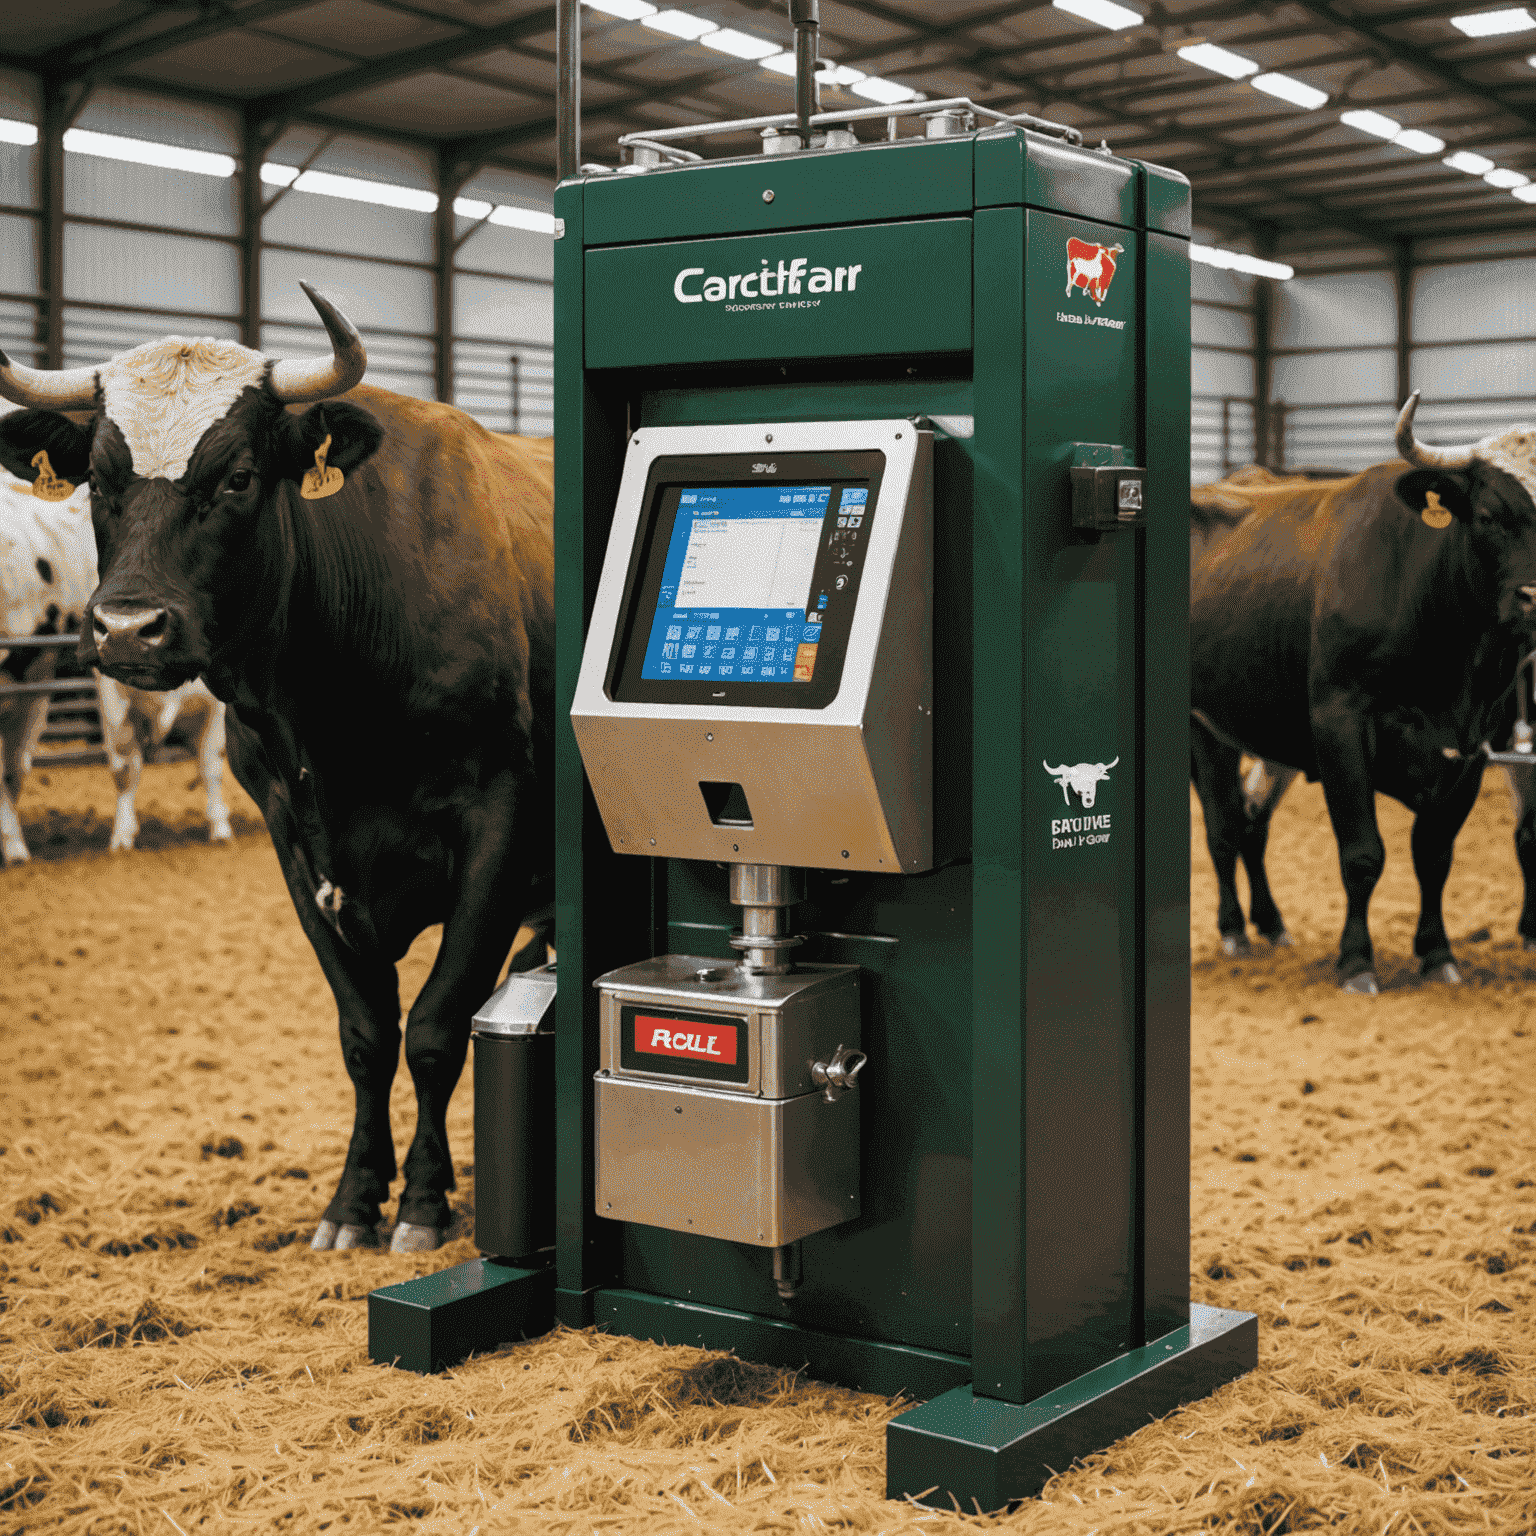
(1444, 149, 1495, 173)
(1393, 128, 1445, 154)
(1177, 43, 1258, 79)
(583, 0, 658, 18)
(642, 9, 717, 39)
(0, 118, 37, 147)
(1339, 109, 1400, 139)
(63, 129, 234, 177)
(1449, 7, 1535, 36)
(702, 27, 780, 59)
(1053, 0, 1143, 30)
(1484, 165, 1530, 186)
(1250, 73, 1327, 109)
(1513, 183, 1536, 201)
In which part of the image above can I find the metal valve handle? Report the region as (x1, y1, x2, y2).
(811, 1043, 867, 1102)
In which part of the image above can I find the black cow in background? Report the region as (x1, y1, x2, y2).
(1191, 394, 1536, 995)
(0, 285, 554, 1252)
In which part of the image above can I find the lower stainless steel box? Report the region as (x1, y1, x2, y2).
(593, 955, 862, 1247)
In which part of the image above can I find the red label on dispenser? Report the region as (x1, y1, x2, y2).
(634, 1015, 739, 1065)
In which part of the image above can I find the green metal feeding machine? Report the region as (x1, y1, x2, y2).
(369, 0, 1256, 1509)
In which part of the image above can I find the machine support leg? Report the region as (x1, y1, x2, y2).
(368, 1259, 554, 1374)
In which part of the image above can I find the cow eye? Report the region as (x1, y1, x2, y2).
(226, 468, 253, 494)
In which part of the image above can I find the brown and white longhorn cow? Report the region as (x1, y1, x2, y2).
(0, 284, 554, 1252)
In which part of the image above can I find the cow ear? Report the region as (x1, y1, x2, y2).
(272, 401, 384, 483)
(1395, 469, 1474, 523)
(0, 409, 93, 485)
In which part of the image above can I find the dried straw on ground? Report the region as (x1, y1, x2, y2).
(1, 757, 1533, 1534)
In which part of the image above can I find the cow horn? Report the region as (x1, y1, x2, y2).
(1395, 391, 1475, 471)
(267, 281, 367, 403)
(0, 347, 97, 410)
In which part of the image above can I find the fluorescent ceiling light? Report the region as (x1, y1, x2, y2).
(1394, 128, 1445, 154)
(489, 205, 558, 233)
(0, 117, 37, 146)
(1177, 43, 1258, 78)
(1450, 7, 1535, 35)
(1445, 149, 1495, 173)
(1340, 108, 1400, 138)
(283, 167, 437, 212)
(64, 128, 234, 177)
(453, 196, 493, 218)
(1513, 182, 1536, 201)
(850, 75, 921, 104)
(583, 0, 657, 17)
(761, 52, 796, 75)
(702, 27, 779, 59)
(1485, 165, 1530, 186)
(1190, 243, 1294, 280)
(1250, 72, 1327, 109)
(642, 9, 716, 39)
(1053, 0, 1143, 30)
(261, 162, 300, 186)
(817, 63, 866, 87)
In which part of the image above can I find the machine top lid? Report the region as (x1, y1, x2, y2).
(473, 965, 557, 1036)
(594, 954, 859, 1010)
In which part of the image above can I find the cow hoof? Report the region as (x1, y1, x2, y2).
(310, 1220, 379, 1251)
(1266, 930, 1297, 948)
(1430, 961, 1462, 986)
(1221, 933, 1253, 958)
(389, 1222, 444, 1254)
(1340, 970, 1379, 996)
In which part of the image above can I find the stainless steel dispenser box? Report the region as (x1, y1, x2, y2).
(593, 956, 862, 1246)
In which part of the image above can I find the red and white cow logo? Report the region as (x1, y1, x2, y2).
(1065, 238, 1124, 306)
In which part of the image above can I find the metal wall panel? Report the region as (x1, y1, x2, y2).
(453, 272, 553, 346)
(1412, 259, 1536, 345)
(1190, 261, 1252, 306)
(454, 219, 555, 282)
(1277, 403, 1397, 473)
(64, 223, 238, 315)
(1192, 394, 1254, 482)
(74, 85, 239, 154)
(1271, 347, 1395, 405)
(1192, 301, 1253, 350)
(453, 340, 553, 435)
(1273, 269, 1395, 348)
(262, 246, 434, 332)
(261, 320, 435, 402)
(64, 306, 240, 370)
(0, 210, 38, 294)
(268, 126, 435, 191)
(0, 142, 37, 209)
(0, 65, 38, 125)
(262, 190, 434, 264)
(1413, 338, 1536, 400)
(66, 153, 238, 235)
(1194, 346, 1253, 399)
(0, 297, 40, 366)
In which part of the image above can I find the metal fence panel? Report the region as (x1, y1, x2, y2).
(453, 340, 553, 436)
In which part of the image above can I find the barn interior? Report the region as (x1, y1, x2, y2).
(2, 2, 1535, 1532)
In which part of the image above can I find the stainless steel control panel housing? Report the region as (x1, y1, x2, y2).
(570, 419, 933, 874)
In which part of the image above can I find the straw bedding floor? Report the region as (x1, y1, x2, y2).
(1, 756, 1533, 1534)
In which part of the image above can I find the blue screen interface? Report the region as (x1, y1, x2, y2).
(639, 484, 863, 684)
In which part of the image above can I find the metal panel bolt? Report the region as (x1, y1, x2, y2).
(763, 189, 775, 202)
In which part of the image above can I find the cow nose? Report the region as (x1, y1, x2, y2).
(93, 605, 169, 652)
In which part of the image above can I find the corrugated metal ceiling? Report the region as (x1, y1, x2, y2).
(4, 0, 1535, 259)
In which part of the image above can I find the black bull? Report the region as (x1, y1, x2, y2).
(1190, 427, 1536, 994)
(0, 368, 553, 1251)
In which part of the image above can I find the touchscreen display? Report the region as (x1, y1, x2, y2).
(638, 483, 868, 684)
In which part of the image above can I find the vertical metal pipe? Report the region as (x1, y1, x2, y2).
(240, 112, 264, 351)
(790, 0, 819, 148)
(434, 149, 456, 404)
(1393, 237, 1413, 408)
(557, 0, 581, 180)
(40, 85, 67, 370)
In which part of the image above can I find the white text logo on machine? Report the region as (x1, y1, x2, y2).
(1045, 757, 1118, 848)
(674, 257, 864, 312)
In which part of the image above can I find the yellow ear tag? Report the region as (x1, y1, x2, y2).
(300, 434, 344, 501)
(1421, 489, 1452, 530)
(30, 449, 75, 502)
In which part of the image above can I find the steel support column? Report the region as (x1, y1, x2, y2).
(39, 87, 70, 369)
(240, 112, 273, 352)
(435, 150, 458, 404)
(1251, 229, 1276, 468)
(1394, 238, 1413, 409)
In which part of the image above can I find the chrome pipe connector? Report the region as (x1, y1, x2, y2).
(728, 863, 806, 974)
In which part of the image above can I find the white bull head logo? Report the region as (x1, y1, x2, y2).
(1043, 756, 1119, 808)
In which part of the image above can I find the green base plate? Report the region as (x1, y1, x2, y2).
(367, 1258, 554, 1374)
(886, 1303, 1257, 1512)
